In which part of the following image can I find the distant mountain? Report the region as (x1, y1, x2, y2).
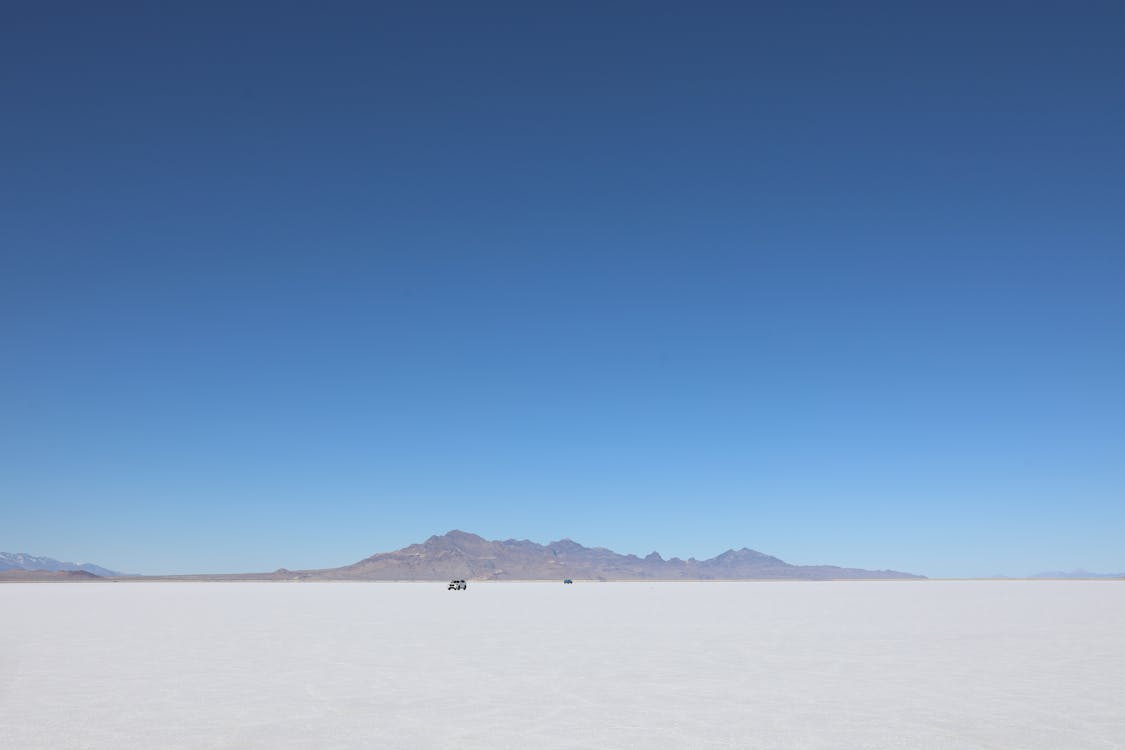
(0, 552, 121, 578)
(0, 569, 106, 581)
(293, 531, 923, 581)
(1031, 570, 1124, 579)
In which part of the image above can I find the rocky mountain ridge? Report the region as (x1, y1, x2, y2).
(0, 552, 120, 577)
(305, 530, 924, 581)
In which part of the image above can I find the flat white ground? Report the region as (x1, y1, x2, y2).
(2, 581, 1123, 749)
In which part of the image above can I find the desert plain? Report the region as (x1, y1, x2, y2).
(2, 580, 1123, 749)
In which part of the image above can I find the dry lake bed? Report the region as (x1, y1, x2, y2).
(2, 580, 1123, 749)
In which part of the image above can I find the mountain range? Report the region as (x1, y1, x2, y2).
(0, 569, 107, 581)
(1031, 570, 1124, 579)
(10, 538, 1124, 580)
(2, 533, 925, 581)
(0, 552, 120, 577)
(272, 530, 924, 581)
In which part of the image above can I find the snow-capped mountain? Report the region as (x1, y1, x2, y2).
(0, 552, 121, 577)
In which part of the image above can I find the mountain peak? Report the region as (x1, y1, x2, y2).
(420, 531, 491, 553)
(705, 547, 783, 565)
(433, 530, 485, 541)
(548, 538, 586, 551)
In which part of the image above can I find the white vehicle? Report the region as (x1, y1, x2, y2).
(447, 579, 467, 590)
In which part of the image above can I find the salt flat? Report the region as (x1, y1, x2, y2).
(2, 581, 1123, 749)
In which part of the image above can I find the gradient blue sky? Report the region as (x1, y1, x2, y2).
(2, 2, 1123, 577)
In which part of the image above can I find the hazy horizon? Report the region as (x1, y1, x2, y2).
(4, 529, 1123, 580)
(3, 3, 1123, 579)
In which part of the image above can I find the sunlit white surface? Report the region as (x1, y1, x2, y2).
(2, 581, 1123, 749)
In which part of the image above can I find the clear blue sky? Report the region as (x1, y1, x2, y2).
(2, 2, 1122, 577)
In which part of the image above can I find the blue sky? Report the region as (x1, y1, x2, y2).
(2, 2, 1122, 577)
